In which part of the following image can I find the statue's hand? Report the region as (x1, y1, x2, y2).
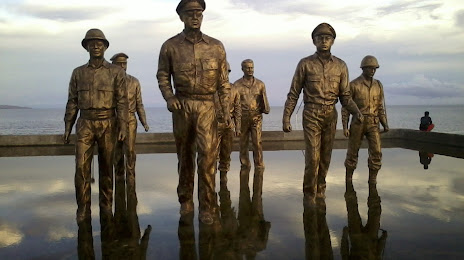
(167, 96, 181, 112)
(235, 130, 241, 137)
(118, 130, 126, 142)
(355, 113, 364, 123)
(63, 131, 70, 144)
(343, 128, 350, 137)
(283, 121, 292, 132)
(383, 125, 389, 133)
(144, 124, 150, 132)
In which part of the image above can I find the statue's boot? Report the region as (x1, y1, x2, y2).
(368, 169, 379, 184)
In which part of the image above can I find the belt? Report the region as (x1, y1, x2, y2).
(80, 109, 115, 120)
(176, 93, 214, 101)
(304, 102, 334, 110)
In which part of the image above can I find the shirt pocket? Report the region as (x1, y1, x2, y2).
(201, 59, 219, 90)
(76, 82, 91, 107)
(173, 62, 194, 86)
(95, 81, 115, 108)
(328, 75, 341, 96)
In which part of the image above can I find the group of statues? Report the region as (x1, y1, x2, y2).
(64, 0, 389, 245)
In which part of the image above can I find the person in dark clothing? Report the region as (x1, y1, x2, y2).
(419, 111, 433, 131)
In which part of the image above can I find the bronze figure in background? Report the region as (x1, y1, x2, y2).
(235, 59, 270, 170)
(64, 28, 128, 224)
(341, 178, 387, 259)
(342, 55, 389, 184)
(111, 52, 149, 201)
(236, 167, 271, 258)
(282, 23, 363, 206)
(157, 0, 231, 225)
(215, 62, 242, 182)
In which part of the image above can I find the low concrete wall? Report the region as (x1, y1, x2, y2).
(1, 129, 463, 157)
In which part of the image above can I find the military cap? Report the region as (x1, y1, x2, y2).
(81, 28, 109, 49)
(110, 53, 129, 62)
(176, 0, 206, 15)
(311, 23, 336, 39)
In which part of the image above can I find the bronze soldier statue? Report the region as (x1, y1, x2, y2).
(235, 59, 270, 170)
(111, 52, 149, 200)
(282, 23, 363, 206)
(157, 0, 231, 225)
(215, 62, 241, 182)
(342, 55, 389, 184)
(64, 28, 128, 224)
(341, 178, 387, 259)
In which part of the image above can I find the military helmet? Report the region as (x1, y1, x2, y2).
(360, 55, 379, 68)
(81, 28, 109, 49)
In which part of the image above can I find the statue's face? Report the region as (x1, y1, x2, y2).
(313, 34, 334, 52)
(242, 62, 254, 77)
(113, 58, 128, 71)
(362, 66, 377, 79)
(86, 39, 106, 58)
(180, 9, 203, 30)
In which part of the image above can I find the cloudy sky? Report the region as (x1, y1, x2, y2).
(1, 0, 463, 108)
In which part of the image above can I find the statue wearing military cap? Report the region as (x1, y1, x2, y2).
(342, 55, 389, 184)
(64, 28, 128, 224)
(311, 22, 336, 39)
(111, 52, 149, 200)
(157, 0, 231, 225)
(283, 22, 363, 207)
(176, 0, 205, 14)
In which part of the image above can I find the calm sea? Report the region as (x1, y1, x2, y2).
(0, 105, 463, 135)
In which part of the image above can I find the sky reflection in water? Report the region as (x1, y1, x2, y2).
(0, 148, 463, 259)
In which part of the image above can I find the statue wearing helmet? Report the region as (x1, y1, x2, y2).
(64, 28, 128, 224)
(342, 55, 389, 184)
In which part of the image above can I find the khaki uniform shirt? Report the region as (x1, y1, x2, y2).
(234, 77, 270, 114)
(283, 52, 354, 118)
(65, 60, 128, 126)
(342, 75, 386, 126)
(157, 31, 230, 107)
(127, 74, 147, 125)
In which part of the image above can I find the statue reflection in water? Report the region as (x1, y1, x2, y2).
(340, 179, 387, 259)
(177, 167, 271, 259)
(419, 151, 433, 170)
(303, 197, 334, 260)
(77, 170, 152, 259)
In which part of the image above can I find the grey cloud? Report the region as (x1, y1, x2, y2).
(13, 4, 120, 21)
(377, 1, 442, 18)
(389, 78, 464, 99)
(455, 10, 464, 29)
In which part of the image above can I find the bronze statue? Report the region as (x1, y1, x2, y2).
(341, 179, 387, 259)
(236, 167, 271, 258)
(235, 59, 270, 170)
(78, 170, 152, 260)
(303, 197, 333, 260)
(215, 62, 241, 182)
(282, 23, 363, 206)
(64, 28, 128, 224)
(111, 52, 149, 199)
(342, 55, 389, 184)
(157, 0, 231, 225)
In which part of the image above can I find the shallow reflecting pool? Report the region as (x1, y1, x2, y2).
(1, 148, 464, 259)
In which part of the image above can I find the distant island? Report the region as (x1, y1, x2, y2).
(0, 105, 32, 109)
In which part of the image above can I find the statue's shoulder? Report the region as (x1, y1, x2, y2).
(203, 34, 224, 47)
(331, 55, 347, 65)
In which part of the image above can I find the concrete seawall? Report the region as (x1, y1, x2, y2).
(1, 129, 463, 158)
